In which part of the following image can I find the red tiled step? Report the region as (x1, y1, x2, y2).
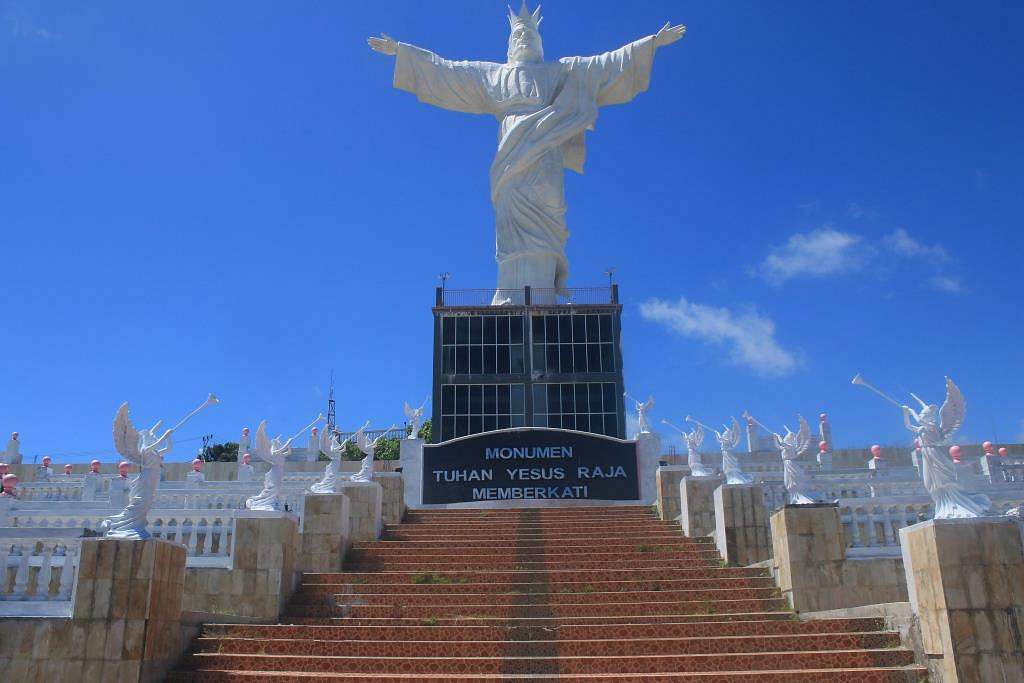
(296, 576, 776, 596)
(302, 566, 771, 584)
(178, 648, 916, 675)
(381, 530, 689, 542)
(360, 538, 712, 551)
(290, 588, 782, 607)
(192, 631, 901, 658)
(382, 521, 680, 534)
(341, 558, 722, 572)
(200, 616, 893, 642)
(168, 668, 927, 682)
(346, 549, 722, 564)
(282, 610, 797, 628)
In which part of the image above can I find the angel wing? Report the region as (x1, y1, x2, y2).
(112, 402, 142, 464)
(724, 417, 742, 450)
(355, 426, 371, 455)
(403, 402, 415, 419)
(642, 397, 655, 412)
(939, 377, 966, 439)
(690, 424, 704, 449)
(794, 415, 811, 455)
(253, 421, 273, 462)
(318, 426, 333, 455)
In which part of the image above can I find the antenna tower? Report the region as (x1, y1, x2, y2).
(326, 370, 337, 433)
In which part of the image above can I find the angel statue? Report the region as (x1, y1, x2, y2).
(661, 418, 713, 477)
(628, 395, 655, 434)
(902, 377, 991, 519)
(403, 398, 428, 440)
(5, 432, 22, 465)
(352, 425, 398, 483)
(309, 427, 352, 494)
(101, 394, 218, 538)
(245, 422, 291, 511)
(771, 415, 814, 505)
(369, 4, 685, 303)
(716, 418, 751, 485)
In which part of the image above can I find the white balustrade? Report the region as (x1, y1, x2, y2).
(0, 531, 82, 616)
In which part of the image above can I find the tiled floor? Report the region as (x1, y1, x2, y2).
(169, 506, 926, 681)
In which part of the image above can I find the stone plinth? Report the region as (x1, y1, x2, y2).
(299, 493, 351, 573)
(399, 438, 423, 508)
(636, 432, 662, 506)
(900, 517, 1024, 682)
(770, 504, 907, 613)
(0, 538, 186, 682)
(655, 465, 687, 521)
(373, 472, 405, 525)
(679, 475, 723, 538)
(338, 480, 383, 542)
(714, 483, 770, 566)
(181, 511, 300, 620)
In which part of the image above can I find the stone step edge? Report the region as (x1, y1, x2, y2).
(281, 611, 796, 624)
(302, 568, 767, 578)
(297, 588, 781, 601)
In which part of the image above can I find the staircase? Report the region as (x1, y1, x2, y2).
(170, 505, 926, 681)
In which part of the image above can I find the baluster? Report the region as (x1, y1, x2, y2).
(865, 506, 879, 547)
(57, 545, 77, 600)
(12, 544, 30, 599)
(33, 546, 54, 599)
(881, 507, 896, 546)
(215, 519, 228, 556)
(197, 518, 210, 556)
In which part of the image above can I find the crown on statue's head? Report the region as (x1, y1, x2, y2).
(507, 2, 542, 31)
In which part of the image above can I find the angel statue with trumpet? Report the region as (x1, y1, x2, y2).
(352, 424, 398, 483)
(662, 418, 713, 477)
(853, 374, 990, 518)
(310, 421, 366, 494)
(748, 412, 814, 504)
(403, 398, 428, 440)
(246, 414, 323, 511)
(627, 394, 655, 434)
(369, 3, 686, 303)
(101, 394, 219, 539)
(713, 417, 751, 485)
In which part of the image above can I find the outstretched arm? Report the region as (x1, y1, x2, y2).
(654, 22, 686, 48)
(901, 406, 919, 433)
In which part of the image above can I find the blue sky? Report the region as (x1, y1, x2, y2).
(2, 1, 1022, 462)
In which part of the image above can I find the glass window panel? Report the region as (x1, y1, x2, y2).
(443, 347, 455, 374)
(587, 344, 601, 372)
(483, 345, 496, 374)
(532, 384, 547, 413)
(601, 343, 615, 371)
(532, 413, 547, 428)
(510, 345, 524, 374)
(559, 315, 572, 342)
(562, 414, 576, 431)
(470, 346, 483, 374)
(455, 346, 468, 374)
(573, 343, 587, 372)
(497, 415, 511, 430)
(588, 384, 603, 412)
(483, 316, 496, 344)
(484, 384, 497, 413)
(471, 414, 483, 435)
(511, 384, 524, 414)
(497, 315, 509, 344)
(483, 415, 496, 432)
(470, 316, 483, 344)
(602, 383, 617, 415)
(442, 385, 455, 414)
(531, 315, 545, 343)
(575, 414, 590, 433)
(572, 315, 586, 343)
(456, 317, 469, 345)
(560, 384, 574, 413)
(497, 346, 510, 374)
(573, 383, 589, 412)
(470, 385, 483, 414)
(599, 314, 613, 343)
(511, 414, 525, 428)
(497, 385, 510, 414)
(443, 317, 456, 345)
(586, 314, 600, 342)
(559, 345, 573, 373)
(547, 384, 560, 412)
(546, 315, 559, 343)
(589, 413, 603, 436)
(606, 414, 620, 438)
(442, 417, 455, 440)
(455, 416, 468, 437)
(532, 344, 545, 372)
(510, 316, 523, 344)
(457, 385, 470, 415)
(546, 345, 560, 373)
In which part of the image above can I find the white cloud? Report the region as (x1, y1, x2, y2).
(639, 297, 800, 377)
(759, 227, 867, 284)
(883, 228, 950, 263)
(928, 275, 963, 293)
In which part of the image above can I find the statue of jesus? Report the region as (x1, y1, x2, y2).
(369, 3, 685, 304)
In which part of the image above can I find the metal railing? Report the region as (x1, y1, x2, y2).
(438, 285, 616, 307)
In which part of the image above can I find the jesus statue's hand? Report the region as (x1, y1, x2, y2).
(367, 33, 398, 56)
(654, 22, 686, 47)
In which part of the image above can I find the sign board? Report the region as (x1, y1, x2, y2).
(422, 428, 638, 505)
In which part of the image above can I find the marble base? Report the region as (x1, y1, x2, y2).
(679, 475, 723, 538)
(714, 483, 770, 566)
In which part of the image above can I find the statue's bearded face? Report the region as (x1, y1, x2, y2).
(508, 23, 543, 63)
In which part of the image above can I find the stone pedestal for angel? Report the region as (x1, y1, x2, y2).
(310, 429, 349, 494)
(774, 415, 815, 505)
(36, 456, 54, 482)
(238, 427, 251, 463)
(186, 459, 205, 486)
(236, 452, 255, 483)
(83, 460, 103, 501)
(5, 432, 22, 465)
(404, 399, 427, 440)
(245, 422, 290, 511)
(100, 405, 171, 539)
(902, 378, 991, 519)
(306, 426, 322, 462)
(717, 418, 752, 485)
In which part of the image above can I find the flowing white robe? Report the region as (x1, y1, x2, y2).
(393, 38, 659, 300)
